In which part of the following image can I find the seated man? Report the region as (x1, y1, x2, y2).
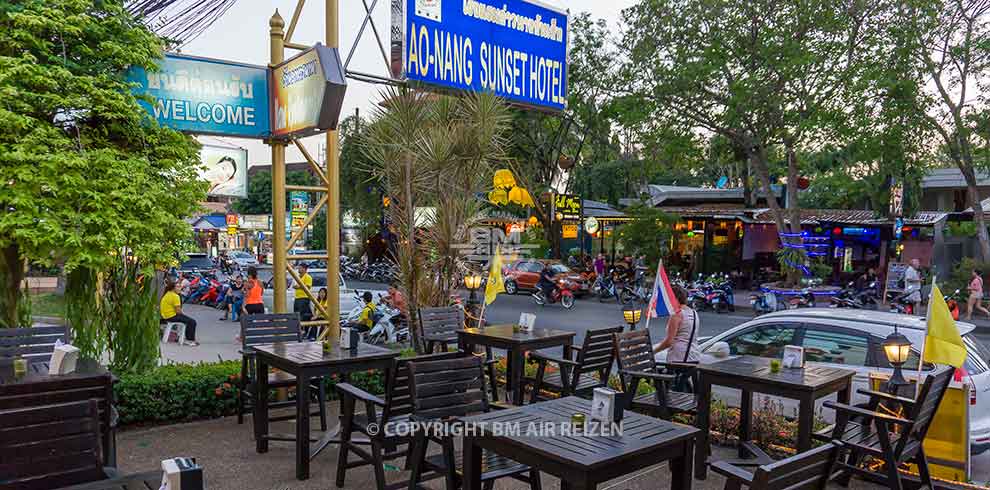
(161, 280, 198, 346)
(353, 291, 377, 333)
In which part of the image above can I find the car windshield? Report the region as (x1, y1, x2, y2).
(181, 256, 213, 270)
(231, 251, 251, 258)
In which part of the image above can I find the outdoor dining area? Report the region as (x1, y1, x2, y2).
(0, 310, 958, 490)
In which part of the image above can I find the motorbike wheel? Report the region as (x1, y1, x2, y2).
(504, 280, 517, 295)
(619, 289, 634, 305)
(598, 289, 613, 303)
(561, 294, 575, 309)
(533, 293, 546, 306)
(689, 298, 705, 311)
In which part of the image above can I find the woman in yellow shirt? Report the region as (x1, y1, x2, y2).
(161, 280, 198, 346)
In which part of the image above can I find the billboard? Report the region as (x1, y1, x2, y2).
(392, 0, 569, 111)
(290, 191, 309, 228)
(270, 44, 347, 138)
(126, 54, 270, 138)
(200, 145, 247, 198)
(553, 193, 582, 220)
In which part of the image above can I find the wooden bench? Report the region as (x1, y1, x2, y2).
(0, 325, 69, 367)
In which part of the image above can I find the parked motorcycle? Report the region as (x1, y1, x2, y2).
(786, 288, 816, 309)
(750, 291, 782, 315)
(889, 290, 919, 315)
(595, 270, 619, 302)
(533, 281, 575, 309)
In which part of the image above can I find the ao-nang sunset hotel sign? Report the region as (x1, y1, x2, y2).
(392, 0, 569, 112)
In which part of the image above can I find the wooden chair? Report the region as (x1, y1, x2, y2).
(612, 329, 697, 419)
(418, 306, 499, 402)
(527, 325, 623, 403)
(0, 399, 159, 490)
(711, 441, 841, 490)
(0, 325, 69, 367)
(820, 365, 954, 490)
(335, 350, 465, 490)
(405, 356, 541, 490)
(237, 313, 327, 430)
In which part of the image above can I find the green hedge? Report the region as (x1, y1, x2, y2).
(114, 361, 388, 427)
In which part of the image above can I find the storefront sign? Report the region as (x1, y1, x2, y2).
(392, 0, 569, 111)
(553, 193, 582, 221)
(562, 224, 578, 239)
(241, 214, 270, 230)
(126, 54, 270, 138)
(200, 146, 247, 198)
(270, 44, 347, 138)
(584, 216, 599, 235)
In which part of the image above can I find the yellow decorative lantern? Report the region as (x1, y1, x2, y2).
(528, 216, 538, 226)
(493, 169, 516, 189)
(488, 188, 509, 205)
(508, 186, 526, 205)
(518, 188, 535, 207)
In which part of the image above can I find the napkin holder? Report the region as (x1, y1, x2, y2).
(783, 345, 805, 369)
(160, 457, 203, 490)
(518, 312, 536, 332)
(48, 343, 80, 375)
(590, 387, 622, 424)
(339, 327, 359, 350)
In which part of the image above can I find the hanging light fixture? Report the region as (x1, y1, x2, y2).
(493, 169, 516, 189)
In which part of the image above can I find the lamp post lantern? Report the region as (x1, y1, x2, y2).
(883, 327, 913, 394)
(623, 306, 643, 330)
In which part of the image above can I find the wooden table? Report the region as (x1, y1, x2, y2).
(457, 325, 575, 405)
(694, 356, 854, 479)
(461, 397, 698, 490)
(56, 471, 164, 490)
(0, 358, 116, 466)
(252, 341, 398, 480)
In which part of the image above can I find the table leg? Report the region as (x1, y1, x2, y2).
(463, 435, 483, 490)
(838, 383, 851, 405)
(254, 357, 269, 453)
(510, 348, 525, 405)
(694, 376, 711, 480)
(296, 372, 311, 480)
(738, 388, 752, 458)
(561, 479, 594, 490)
(797, 395, 814, 453)
(671, 437, 695, 490)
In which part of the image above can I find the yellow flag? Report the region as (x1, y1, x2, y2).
(924, 285, 967, 368)
(484, 248, 505, 305)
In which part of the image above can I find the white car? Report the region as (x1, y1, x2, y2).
(673, 308, 990, 454)
(261, 270, 366, 318)
(228, 250, 258, 268)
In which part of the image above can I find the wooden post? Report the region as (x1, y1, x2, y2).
(270, 11, 287, 313)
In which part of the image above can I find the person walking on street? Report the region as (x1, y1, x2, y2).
(160, 280, 198, 346)
(243, 266, 265, 315)
(293, 263, 313, 323)
(967, 269, 990, 320)
(594, 253, 606, 278)
(904, 259, 923, 315)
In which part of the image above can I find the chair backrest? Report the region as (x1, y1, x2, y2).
(240, 313, 301, 350)
(613, 329, 656, 390)
(571, 325, 624, 385)
(381, 350, 465, 426)
(418, 307, 464, 348)
(0, 399, 104, 490)
(0, 326, 69, 367)
(902, 365, 954, 451)
(406, 355, 489, 420)
(751, 441, 840, 490)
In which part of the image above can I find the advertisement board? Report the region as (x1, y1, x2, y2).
(199, 145, 247, 198)
(393, 0, 569, 111)
(270, 44, 347, 138)
(553, 193, 582, 221)
(290, 192, 309, 229)
(126, 54, 270, 138)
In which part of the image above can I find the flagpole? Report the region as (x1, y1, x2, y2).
(477, 246, 498, 329)
(917, 275, 935, 396)
(643, 259, 664, 331)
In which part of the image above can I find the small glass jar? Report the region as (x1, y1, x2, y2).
(571, 412, 586, 430)
(13, 356, 27, 378)
(769, 359, 781, 373)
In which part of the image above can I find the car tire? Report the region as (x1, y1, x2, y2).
(505, 280, 517, 295)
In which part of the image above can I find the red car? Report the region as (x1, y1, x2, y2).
(502, 260, 591, 297)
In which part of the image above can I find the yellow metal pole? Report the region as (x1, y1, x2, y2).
(270, 11, 288, 313)
(324, 0, 341, 340)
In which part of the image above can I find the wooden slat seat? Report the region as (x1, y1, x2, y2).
(0, 326, 69, 367)
(711, 441, 841, 490)
(418, 307, 464, 353)
(613, 329, 698, 419)
(527, 325, 622, 402)
(236, 314, 326, 430)
(822, 366, 953, 490)
(406, 355, 542, 490)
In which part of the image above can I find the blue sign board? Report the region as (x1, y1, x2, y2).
(126, 54, 270, 138)
(398, 0, 568, 111)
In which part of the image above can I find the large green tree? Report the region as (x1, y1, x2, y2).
(231, 170, 316, 215)
(620, 0, 897, 283)
(0, 0, 206, 328)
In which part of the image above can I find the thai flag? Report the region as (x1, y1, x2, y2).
(648, 261, 681, 318)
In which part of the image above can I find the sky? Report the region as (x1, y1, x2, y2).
(185, 0, 636, 165)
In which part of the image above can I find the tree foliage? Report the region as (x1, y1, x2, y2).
(616, 205, 676, 270)
(0, 0, 207, 327)
(231, 169, 316, 215)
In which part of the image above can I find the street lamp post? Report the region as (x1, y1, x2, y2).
(882, 327, 913, 395)
(623, 305, 642, 330)
(464, 273, 483, 326)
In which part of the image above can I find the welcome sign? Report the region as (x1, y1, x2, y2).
(126, 54, 270, 138)
(393, 0, 569, 111)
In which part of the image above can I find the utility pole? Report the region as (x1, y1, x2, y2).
(269, 11, 287, 313)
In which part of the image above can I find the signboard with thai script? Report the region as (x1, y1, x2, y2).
(126, 54, 270, 138)
(392, 0, 568, 111)
(553, 193, 581, 221)
(270, 44, 347, 138)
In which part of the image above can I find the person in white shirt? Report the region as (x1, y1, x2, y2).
(904, 258, 922, 315)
